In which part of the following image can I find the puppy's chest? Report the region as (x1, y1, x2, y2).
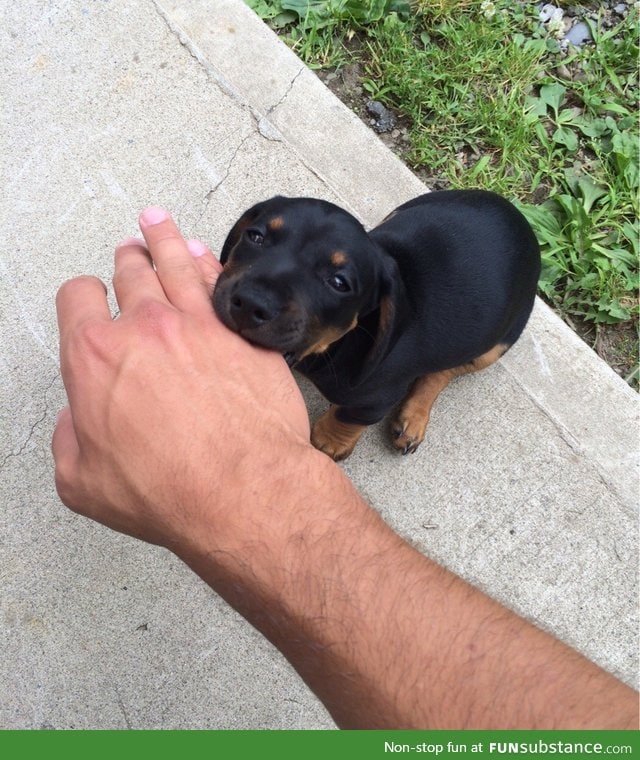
(296, 359, 363, 406)
(296, 355, 402, 410)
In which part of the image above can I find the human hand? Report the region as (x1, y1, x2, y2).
(52, 207, 311, 555)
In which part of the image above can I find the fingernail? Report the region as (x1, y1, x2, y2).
(139, 206, 169, 227)
(186, 239, 208, 257)
(117, 237, 147, 249)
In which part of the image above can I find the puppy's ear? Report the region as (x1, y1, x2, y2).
(355, 255, 404, 384)
(220, 196, 286, 264)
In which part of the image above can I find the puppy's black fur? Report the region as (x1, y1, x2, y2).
(213, 190, 540, 459)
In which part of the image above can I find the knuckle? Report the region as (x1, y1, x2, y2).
(73, 318, 112, 360)
(133, 298, 178, 336)
(54, 464, 81, 512)
(111, 266, 132, 293)
(57, 275, 104, 301)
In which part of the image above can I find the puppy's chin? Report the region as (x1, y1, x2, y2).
(215, 310, 307, 363)
(236, 324, 301, 353)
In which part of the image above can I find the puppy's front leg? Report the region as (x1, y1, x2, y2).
(311, 406, 368, 461)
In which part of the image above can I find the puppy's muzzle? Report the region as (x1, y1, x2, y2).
(214, 274, 307, 357)
(228, 282, 280, 332)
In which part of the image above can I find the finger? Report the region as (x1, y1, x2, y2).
(138, 207, 210, 314)
(56, 276, 111, 345)
(51, 406, 82, 507)
(113, 237, 165, 312)
(186, 239, 223, 296)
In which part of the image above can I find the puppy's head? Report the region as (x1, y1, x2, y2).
(213, 196, 396, 366)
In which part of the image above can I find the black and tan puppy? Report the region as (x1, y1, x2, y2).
(213, 190, 540, 460)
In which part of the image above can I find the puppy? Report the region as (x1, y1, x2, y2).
(213, 191, 540, 460)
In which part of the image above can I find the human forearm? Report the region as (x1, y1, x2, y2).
(178, 447, 638, 730)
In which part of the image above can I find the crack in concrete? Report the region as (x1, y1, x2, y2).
(153, 0, 305, 127)
(150, 3, 353, 228)
(196, 131, 255, 226)
(114, 685, 133, 730)
(152, 0, 244, 103)
(254, 66, 305, 142)
(191, 66, 306, 218)
(152, 0, 306, 206)
(499, 359, 629, 509)
(1, 373, 58, 471)
(152, 0, 354, 221)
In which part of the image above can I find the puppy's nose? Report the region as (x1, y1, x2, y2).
(230, 286, 279, 330)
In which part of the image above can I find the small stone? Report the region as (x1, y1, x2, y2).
(614, 3, 627, 15)
(565, 20, 593, 47)
(365, 100, 397, 133)
(365, 100, 386, 118)
(539, 3, 562, 24)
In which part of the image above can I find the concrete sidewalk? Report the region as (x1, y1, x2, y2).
(1, 0, 637, 729)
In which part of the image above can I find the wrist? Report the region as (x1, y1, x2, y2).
(175, 441, 346, 584)
(177, 438, 396, 623)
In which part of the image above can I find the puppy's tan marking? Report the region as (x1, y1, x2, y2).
(268, 216, 285, 231)
(378, 295, 394, 334)
(311, 406, 367, 461)
(299, 316, 358, 359)
(330, 250, 348, 267)
(378, 209, 397, 226)
(392, 343, 508, 454)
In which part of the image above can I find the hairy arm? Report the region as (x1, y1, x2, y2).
(181, 447, 637, 730)
(52, 208, 638, 730)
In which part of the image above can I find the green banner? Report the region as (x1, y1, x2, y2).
(1, 730, 638, 759)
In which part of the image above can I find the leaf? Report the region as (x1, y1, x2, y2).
(571, 116, 610, 139)
(538, 82, 566, 115)
(273, 10, 299, 26)
(245, 0, 284, 18)
(595, 297, 631, 323)
(623, 162, 639, 192)
(598, 101, 631, 116)
(591, 244, 637, 267)
(524, 95, 548, 119)
(557, 107, 582, 125)
(469, 154, 491, 179)
(552, 125, 578, 152)
(576, 176, 608, 213)
(518, 203, 562, 238)
(612, 131, 638, 159)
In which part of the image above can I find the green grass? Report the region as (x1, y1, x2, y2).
(245, 0, 639, 380)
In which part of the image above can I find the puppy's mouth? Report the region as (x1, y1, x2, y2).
(235, 327, 302, 367)
(213, 273, 310, 364)
(230, 321, 306, 355)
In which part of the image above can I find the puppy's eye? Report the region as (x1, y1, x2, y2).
(327, 274, 351, 293)
(246, 229, 264, 245)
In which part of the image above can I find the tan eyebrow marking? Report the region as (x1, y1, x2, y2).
(267, 216, 284, 231)
(331, 250, 348, 267)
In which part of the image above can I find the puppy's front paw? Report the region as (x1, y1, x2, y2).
(390, 414, 427, 455)
(311, 407, 366, 461)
